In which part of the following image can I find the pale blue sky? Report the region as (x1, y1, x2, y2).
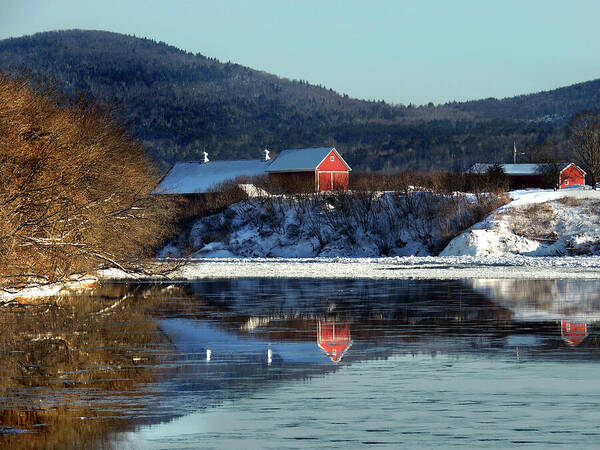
(2, 0, 600, 105)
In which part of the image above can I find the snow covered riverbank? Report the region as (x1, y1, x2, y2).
(162, 190, 506, 258)
(6, 254, 600, 302)
(0, 276, 98, 302)
(101, 255, 600, 281)
(163, 187, 600, 259)
(8, 189, 600, 301)
(442, 189, 600, 256)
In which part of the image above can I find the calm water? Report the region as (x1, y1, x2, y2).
(2, 278, 600, 448)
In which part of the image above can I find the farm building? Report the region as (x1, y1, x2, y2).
(267, 147, 351, 192)
(467, 163, 585, 189)
(155, 155, 272, 195)
(558, 163, 586, 188)
(155, 147, 351, 195)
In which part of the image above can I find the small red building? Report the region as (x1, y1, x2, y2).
(559, 163, 586, 189)
(561, 320, 588, 346)
(267, 147, 352, 192)
(317, 321, 352, 363)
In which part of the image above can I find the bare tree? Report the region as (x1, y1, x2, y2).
(0, 71, 174, 288)
(566, 111, 600, 189)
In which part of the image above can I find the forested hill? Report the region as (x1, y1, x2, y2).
(0, 30, 598, 171)
(450, 79, 600, 122)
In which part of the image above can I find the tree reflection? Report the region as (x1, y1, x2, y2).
(0, 284, 175, 449)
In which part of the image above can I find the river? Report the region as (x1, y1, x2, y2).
(2, 278, 600, 448)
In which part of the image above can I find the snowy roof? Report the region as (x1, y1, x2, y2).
(266, 147, 350, 172)
(468, 163, 583, 175)
(559, 162, 586, 175)
(155, 160, 272, 194)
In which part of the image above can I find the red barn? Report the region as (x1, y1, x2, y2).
(561, 320, 588, 346)
(267, 147, 352, 192)
(559, 163, 586, 189)
(317, 321, 352, 363)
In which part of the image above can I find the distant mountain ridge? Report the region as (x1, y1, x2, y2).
(449, 79, 600, 122)
(0, 30, 597, 171)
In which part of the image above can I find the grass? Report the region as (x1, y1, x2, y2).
(506, 203, 558, 242)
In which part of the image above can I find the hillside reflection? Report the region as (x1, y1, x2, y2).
(468, 278, 600, 348)
(3, 278, 600, 448)
(468, 279, 600, 321)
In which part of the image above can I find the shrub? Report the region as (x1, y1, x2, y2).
(506, 203, 557, 241)
(0, 71, 174, 286)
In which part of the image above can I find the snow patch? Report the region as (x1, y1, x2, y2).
(0, 275, 98, 302)
(441, 189, 600, 257)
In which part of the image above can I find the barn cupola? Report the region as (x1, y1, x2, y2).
(202, 151, 209, 163)
(264, 149, 270, 161)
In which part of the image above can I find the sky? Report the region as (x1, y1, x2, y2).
(2, 0, 600, 105)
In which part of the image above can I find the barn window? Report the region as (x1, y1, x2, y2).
(565, 179, 569, 185)
(330, 156, 334, 161)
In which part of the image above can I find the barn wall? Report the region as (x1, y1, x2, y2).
(166, 191, 248, 221)
(507, 174, 547, 189)
(333, 172, 349, 190)
(317, 150, 349, 171)
(560, 165, 585, 188)
(267, 171, 315, 193)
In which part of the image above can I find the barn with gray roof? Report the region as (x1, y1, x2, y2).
(156, 147, 351, 195)
(467, 163, 585, 189)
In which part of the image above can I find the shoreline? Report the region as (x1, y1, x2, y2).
(0, 276, 98, 302)
(5, 255, 600, 302)
(100, 256, 600, 281)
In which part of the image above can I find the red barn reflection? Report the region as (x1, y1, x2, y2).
(317, 321, 352, 363)
(561, 321, 588, 347)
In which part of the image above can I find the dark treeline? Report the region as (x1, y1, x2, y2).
(0, 30, 597, 171)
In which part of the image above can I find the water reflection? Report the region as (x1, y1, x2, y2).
(0, 285, 176, 449)
(317, 321, 352, 363)
(4, 278, 600, 448)
(468, 278, 600, 322)
(561, 321, 588, 346)
(468, 278, 600, 350)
